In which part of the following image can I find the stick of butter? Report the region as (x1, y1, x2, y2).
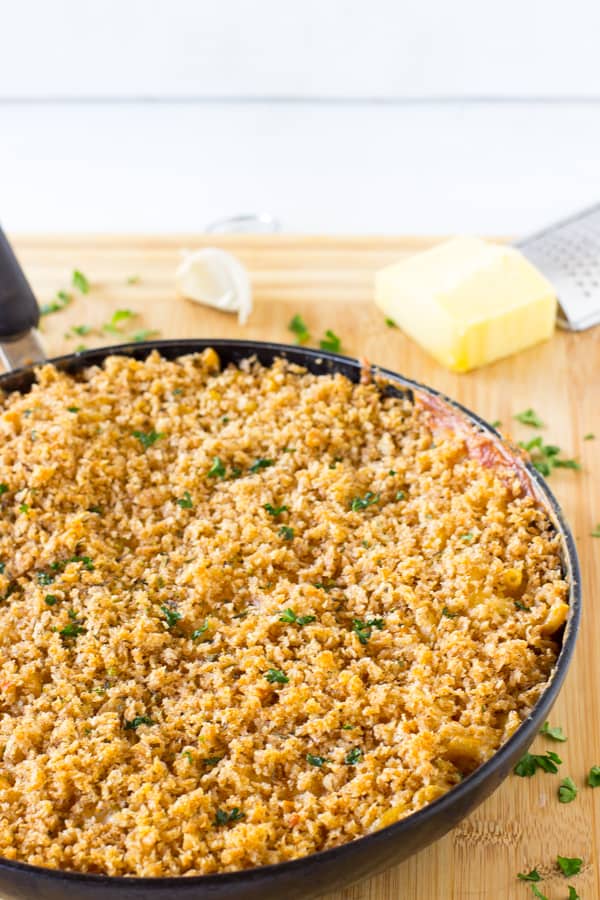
(374, 237, 557, 372)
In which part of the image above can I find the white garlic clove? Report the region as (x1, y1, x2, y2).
(175, 248, 252, 325)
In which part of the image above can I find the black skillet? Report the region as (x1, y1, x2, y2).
(0, 229, 581, 900)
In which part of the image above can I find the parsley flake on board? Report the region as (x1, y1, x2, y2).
(124, 715, 154, 730)
(517, 869, 542, 882)
(264, 503, 288, 517)
(349, 491, 380, 511)
(558, 777, 578, 803)
(319, 329, 342, 353)
(514, 408, 544, 428)
(584, 432, 595, 440)
(540, 721, 567, 742)
(591, 524, 600, 538)
(264, 668, 289, 684)
(40, 290, 71, 316)
(519, 436, 581, 477)
(588, 765, 600, 786)
(530, 887, 548, 900)
(568, 886, 580, 900)
(72, 270, 90, 294)
(384, 317, 397, 328)
(177, 491, 193, 509)
(132, 429, 164, 450)
(513, 750, 562, 777)
(288, 314, 310, 345)
(352, 617, 384, 645)
(556, 856, 582, 877)
(132, 329, 160, 342)
(214, 807, 244, 826)
(103, 309, 137, 334)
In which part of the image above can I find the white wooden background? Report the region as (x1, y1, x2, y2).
(1, 0, 600, 233)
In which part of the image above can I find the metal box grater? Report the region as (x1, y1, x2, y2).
(516, 202, 600, 331)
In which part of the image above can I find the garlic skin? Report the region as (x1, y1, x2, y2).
(175, 248, 252, 325)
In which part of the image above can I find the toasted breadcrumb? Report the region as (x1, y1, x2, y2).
(0, 351, 567, 875)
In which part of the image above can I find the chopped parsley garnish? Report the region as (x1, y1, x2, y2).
(264, 668, 289, 684)
(249, 458, 274, 473)
(132, 429, 164, 449)
(177, 491, 193, 509)
(514, 600, 530, 611)
(558, 776, 577, 803)
(395, 490, 405, 501)
(40, 290, 71, 316)
(67, 406, 80, 413)
(59, 613, 86, 639)
(441, 607, 457, 618)
(279, 608, 316, 626)
(288, 314, 310, 345)
(204, 755, 223, 767)
(587, 765, 600, 786)
(44, 594, 58, 606)
(514, 408, 544, 428)
(132, 329, 160, 342)
(519, 436, 580, 476)
(183, 750, 194, 763)
(384, 317, 397, 328)
(540, 721, 567, 742)
(264, 503, 288, 517)
(19, 503, 29, 513)
(517, 869, 542, 882)
(319, 329, 342, 353)
(584, 432, 595, 440)
(344, 747, 362, 765)
(72, 270, 90, 294)
(313, 580, 338, 592)
(207, 456, 226, 478)
(349, 491, 380, 511)
(124, 715, 154, 730)
(69, 555, 94, 570)
(341, 724, 354, 730)
(460, 531, 474, 542)
(0, 562, 4, 574)
(591, 524, 600, 538)
(491, 419, 502, 428)
(191, 621, 209, 640)
(0, 484, 8, 495)
(556, 856, 582, 877)
(306, 754, 328, 767)
(37, 571, 55, 585)
(103, 309, 137, 333)
(88, 505, 103, 514)
(278, 525, 294, 541)
(161, 605, 182, 629)
(513, 750, 562, 777)
(127, 275, 140, 285)
(214, 807, 244, 826)
(352, 617, 384, 645)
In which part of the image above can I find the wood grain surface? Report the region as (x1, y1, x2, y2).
(6, 234, 600, 900)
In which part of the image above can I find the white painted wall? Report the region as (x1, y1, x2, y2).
(2, 0, 600, 99)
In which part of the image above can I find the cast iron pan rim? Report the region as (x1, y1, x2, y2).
(0, 338, 581, 887)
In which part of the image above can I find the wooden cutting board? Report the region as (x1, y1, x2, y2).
(6, 234, 600, 900)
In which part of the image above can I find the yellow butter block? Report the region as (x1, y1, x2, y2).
(374, 237, 557, 372)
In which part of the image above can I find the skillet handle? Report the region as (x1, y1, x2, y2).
(0, 227, 40, 339)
